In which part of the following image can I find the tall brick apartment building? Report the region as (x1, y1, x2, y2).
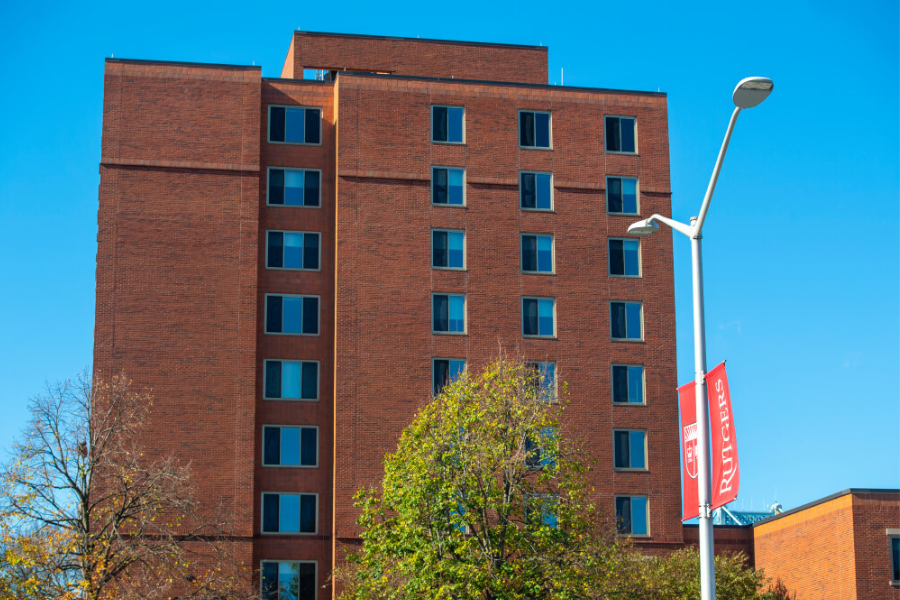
(94, 31, 679, 598)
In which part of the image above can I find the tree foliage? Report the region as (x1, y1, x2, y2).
(0, 372, 256, 600)
(338, 358, 634, 600)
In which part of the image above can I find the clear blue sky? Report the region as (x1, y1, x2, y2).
(0, 0, 897, 514)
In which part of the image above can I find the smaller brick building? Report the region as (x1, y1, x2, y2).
(749, 489, 899, 600)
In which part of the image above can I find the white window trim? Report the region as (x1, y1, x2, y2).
(615, 495, 650, 537)
(431, 229, 467, 271)
(431, 293, 467, 335)
(888, 532, 900, 585)
(431, 166, 467, 207)
(264, 293, 321, 337)
(522, 296, 557, 339)
(608, 237, 642, 278)
(266, 166, 323, 209)
(267, 105, 324, 146)
(261, 425, 320, 468)
(260, 492, 319, 535)
(265, 230, 323, 272)
(518, 110, 553, 150)
(610, 300, 644, 342)
(262, 359, 320, 402)
(611, 364, 646, 406)
(604, 115, 638, 155)
(524, 492, 559, 525)
(525, 360, 558, 404)
(259, 560, 318, 600)
(519, 171, 554, 212)
(431, 105, 466, 145)
(520, 233, 556, 275)
(612, 429, 649, 472)
(605, 176, 640, 216)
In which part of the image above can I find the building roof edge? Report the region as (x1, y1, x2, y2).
(105, 58, 261, 70)
(751, 488, 900, 528)
(293, 30, 547, 51)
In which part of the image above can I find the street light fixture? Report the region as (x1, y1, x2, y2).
(629, 76, 773, 600)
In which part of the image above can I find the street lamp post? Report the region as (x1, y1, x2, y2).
(627, 76, 773, 600)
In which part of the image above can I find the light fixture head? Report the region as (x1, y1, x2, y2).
(627, 218, 660, 236)
(733, 76, 774, 109)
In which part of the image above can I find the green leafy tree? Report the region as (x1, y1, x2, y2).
(337, 358, 634, 600)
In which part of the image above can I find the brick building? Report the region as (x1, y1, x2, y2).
(94, 31, 679, 598)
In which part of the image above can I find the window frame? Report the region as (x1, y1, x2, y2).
(267, 105, 323, 146)
(432, 358, 467, 396)
(525, 493, 559, 527)
(261, 425, 319, 468)
(519, 171, 554, 211)
(260, 492, 319, 535)
(522, 297, 557, 339)
(604, 115, 638, 155)
(431, 166, 467, 207)
(518, 110, 553, 150)
(612, 429, 649, 471)
(431, 105, 466, 145)
(610, 300, 644, 342)
(608, 237, 642, 278)
(526, 361, 557, 404)
(520, 233, 556, 275)
(266, 166, 323, 208)
(431, 229, 467, 271)
(888, 529, 900, 585)
(605, 176, 639, 215)
(264, 294, 321, 337)
(615, 495, 650, 537)
(259, 560, 318, 600)
(431, 293, 467, 335)
(262, 359, 320, 402)
(611, 364, 646, 406)
(265, 230, 322, 272)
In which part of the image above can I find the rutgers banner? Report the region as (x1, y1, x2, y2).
(677, 382, 700, 521)
(706, 362, 739, 510)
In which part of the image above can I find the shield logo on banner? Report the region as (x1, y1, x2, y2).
(683, 422, 699, 479)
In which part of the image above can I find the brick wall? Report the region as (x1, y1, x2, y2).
(95, 59, 261, 564)
(852, 493, 900, 600)
(282, 31, 548, 85)
(683, 525, 755, 563)
(331, 74, 677, 555)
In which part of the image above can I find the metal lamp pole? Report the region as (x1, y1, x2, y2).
(627, 76, 774, 600)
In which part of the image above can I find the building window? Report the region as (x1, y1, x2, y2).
(262, 426, 318, 467)
(891, 534, 900, 583)
(432, 294, 466, 334)
(525, 494, 558, 528)
(520, 172, 553, 210)
(265, 295, 319, 335)
(432, 230, 465, 269)
(260, 561, 316, 600)
(615, 496, 648, 536)
(609, 238, 640, 277)
(605, 116, 636, 154)
(267, 231, 320, 270)
(432, 106, 464, 143)
(522, 234, 554, 273)
(613, 430, 647, 470)
(432, 167, 465, 206)
(263, 360, 318, 401)
(526, 361, 556, 402)
(433, 359, 466, 395)
(612, 365, 644, 404)
(610, 301, 642, 341)
(519, 111, 551, 149)
(525, 427, 556, 469)
(522, 298, 555, 338)
(606, 177, 638, 214)
(269, 106, 321, 145)
(261, 493, 317, 534)
(268, 168, 321, 207)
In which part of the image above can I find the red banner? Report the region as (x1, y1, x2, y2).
(678, 382, 700, 521)
(706, 362, 739, 510)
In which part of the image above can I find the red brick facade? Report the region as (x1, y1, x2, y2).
(94, 32, 679, 597)
(751, 490, 900, 600)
